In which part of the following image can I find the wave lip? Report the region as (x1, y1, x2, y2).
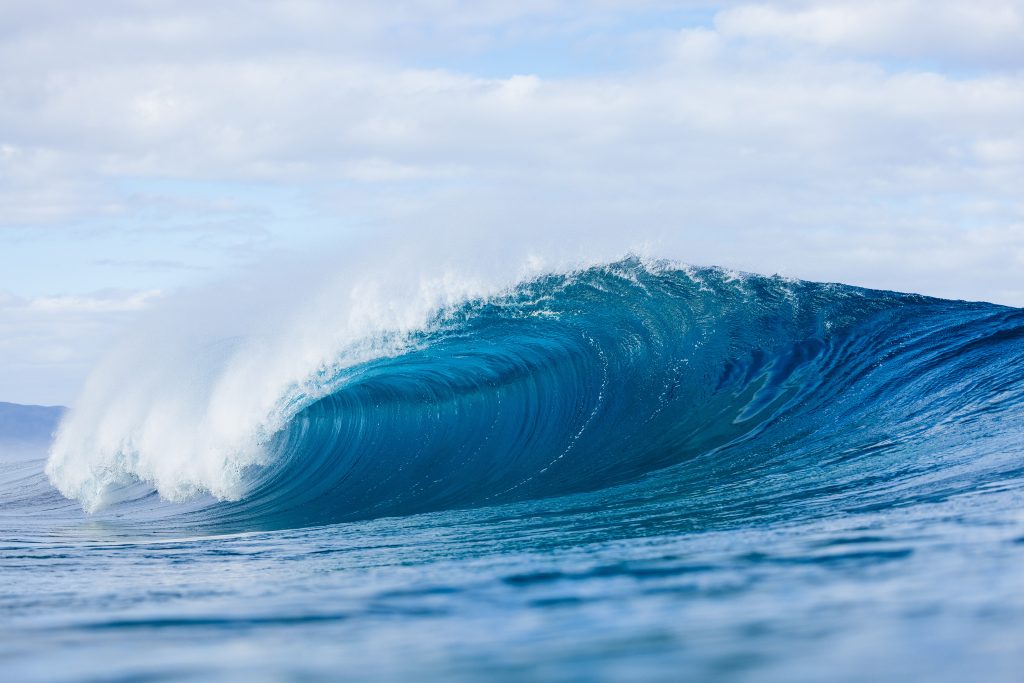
(46, 259, 1024, 530)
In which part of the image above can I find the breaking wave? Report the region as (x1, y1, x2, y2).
(45, 258, 1024, 530)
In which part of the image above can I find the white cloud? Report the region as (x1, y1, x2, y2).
(28, 290, 161, 313)
(716, 1, 1024, 67)
(2, 1, 1024, 402)
(0, 289, 162, 404)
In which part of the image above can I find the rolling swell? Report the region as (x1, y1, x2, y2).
(186, 259, 1024, 530)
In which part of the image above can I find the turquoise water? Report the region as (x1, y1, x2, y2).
(3, 261, 1023, 681)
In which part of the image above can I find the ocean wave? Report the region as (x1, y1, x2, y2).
(45, 258, 1024, 530)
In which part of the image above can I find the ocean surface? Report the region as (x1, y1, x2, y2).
(3, 259, 1023, 681)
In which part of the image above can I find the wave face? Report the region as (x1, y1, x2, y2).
(46, 259, 1024, 530)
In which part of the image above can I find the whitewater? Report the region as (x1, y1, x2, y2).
(3, 258, 1023, 681)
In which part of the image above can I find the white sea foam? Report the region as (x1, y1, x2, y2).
(46, 233, 648, 512)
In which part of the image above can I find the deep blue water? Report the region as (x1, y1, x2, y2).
(3, 260, 1023, 681)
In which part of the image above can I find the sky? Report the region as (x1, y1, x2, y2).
(2, 0, 1023, 405)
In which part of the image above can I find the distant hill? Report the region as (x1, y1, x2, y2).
(0, 402, 67, 443)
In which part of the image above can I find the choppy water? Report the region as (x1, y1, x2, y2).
(3, 260, 1023, 681)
